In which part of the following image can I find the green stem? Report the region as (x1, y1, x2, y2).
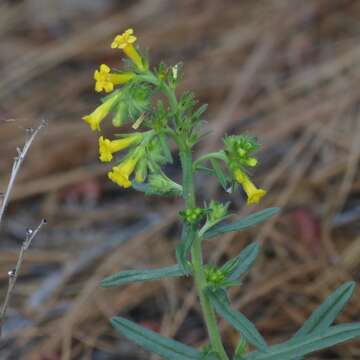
(179, 148, 229, 360)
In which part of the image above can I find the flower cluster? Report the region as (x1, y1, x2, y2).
(224, 135, 266, 205)
(180, 207, 204, 224)
(82, 28, 267, 205)
(82, 29, 157, 189)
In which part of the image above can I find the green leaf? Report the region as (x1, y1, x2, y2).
(196, 166, 216, 177)
(203, 208, 280, 240)
(111, 316, 202, 359)
(193, 103, 208, 119)
(221, 242, 260, 281)
(159, 134, 173, 164)
(290, 281, 355, 341)
(208, 287, 231, 305)
(243, 322, 360, 360)
(234, 337, 248, 359)
(176, 223, 196, 274)
(210, 159, 228, 191)
(208, 291, 267, 351)
(101, 265, 185, 288)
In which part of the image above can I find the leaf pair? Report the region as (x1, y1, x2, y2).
(242, 281, 356, 359)
(111, 317, 217, 360)
(244, 323, 360, 360)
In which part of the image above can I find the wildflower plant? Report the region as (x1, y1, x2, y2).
(83, 29, 360, 359)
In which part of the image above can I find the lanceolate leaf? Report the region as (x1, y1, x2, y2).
(111, 316, 202, 360)
(176, 222, 196, 274)
(208, 291, 267, 351)
(221, 242, 260, 281)
(244, 323, 360, 360)
(289, 281, 355, 341)
(210, 159, 228, 191)
(203, 208, 280, 240)
(159, 134, 173, 164)
(101, 265, 185, 288)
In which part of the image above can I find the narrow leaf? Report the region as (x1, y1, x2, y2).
(234, 337, 248, 360)
(203, 208, 280, 240)
(159, 135, 173, 164)
(208, 291, 267, 351)
(176, 223, 196, 274)
(101, 265, 185, 288)
(111, 316, 202, 360)
(210, 159, 228, 191)
(244, 323, 360, 360)
(193, 103, 208, 119)
(290, 281, 355, 341)
(221, 242, 260, 281)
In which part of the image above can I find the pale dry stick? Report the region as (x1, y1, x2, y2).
(0, 218, 47, 336)
(0, 120, 46, 227)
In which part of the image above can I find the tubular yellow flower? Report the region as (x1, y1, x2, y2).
(82, 95, 118, 131)
(94, 64, 134, 93)
(98, 134, 142, 162)
(108, 146, 145, 188)
(111, 29, 145, 71)
(234, 169, 266, 205)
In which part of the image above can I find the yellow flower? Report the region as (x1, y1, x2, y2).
(98, 134, 142, 162)
(108, 146, 145, 188)
(82, 95, 118, 131)
(94, 64, 134, 93)
(234, 169, 266, 205)
(111, 29, 137, 49)
(111, 29, 145, 71)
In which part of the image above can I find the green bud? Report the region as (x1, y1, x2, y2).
(246, 157, 258, 167)
(205, 266, 225, 285)
(135, 157, 148, 183)
(147, 173, 182, 197)
(112, 101, 128, 127)
(181, 207, 204, 223)
(208, 201, 229, 223)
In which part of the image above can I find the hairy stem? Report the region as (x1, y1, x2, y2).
(179, 148, 229, 360)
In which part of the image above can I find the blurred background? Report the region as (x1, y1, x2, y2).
(0, 0, 359, 359)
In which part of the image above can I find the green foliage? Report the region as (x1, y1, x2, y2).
(87, 30, 360, 360)
(234, 337, 248, 360)
(243, 323, 360, 360)
(203, 208, 280, 240)
(220, 242, 260, 281)
(133, 173, 182, 197)
(290, 281, 355, 341)
(176, 222, 196, 274)
(208, 291, 268, 351)
(111, 316, 204, 360)
(101, 264, 186, 288)
(224, 135, 260, 173)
